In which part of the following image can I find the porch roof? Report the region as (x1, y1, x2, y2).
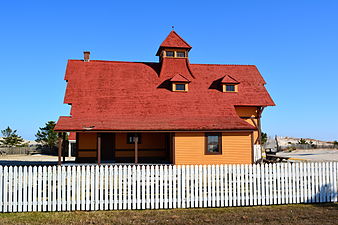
(55, 114, 255, 131)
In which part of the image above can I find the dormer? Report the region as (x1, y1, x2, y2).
(221, 75, 239, 93)
(156, 31, 192, 61)
(170, 74, 190, 92)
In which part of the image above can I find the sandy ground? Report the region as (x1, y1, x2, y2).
(0, 154, 75, 165)
(0, 149, 337, 165)
(276, 149, 338, 162)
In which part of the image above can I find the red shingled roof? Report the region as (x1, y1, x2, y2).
(55, 31, 275, 132)
(221, 75, 239, 84)
(160, 31, 191, 49)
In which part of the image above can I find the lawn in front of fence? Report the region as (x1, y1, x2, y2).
(0, 204, 336, 225)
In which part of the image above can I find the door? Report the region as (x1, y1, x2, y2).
(101, 133, 115, 161)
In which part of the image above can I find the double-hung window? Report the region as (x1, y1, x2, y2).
(205, 133, 222, 154)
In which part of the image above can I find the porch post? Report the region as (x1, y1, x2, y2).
(62, 133, 66, 163)
(58, 135, 62, 165)
(97, 133, 101, 165)
(134, 135, 138, 164)
(68, 142, 72, 158)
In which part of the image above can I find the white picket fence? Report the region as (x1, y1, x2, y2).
(0, 162, 337, 213)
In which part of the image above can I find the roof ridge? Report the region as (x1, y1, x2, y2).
(69, 59, 160, 64)
(191, 63, 256, 67)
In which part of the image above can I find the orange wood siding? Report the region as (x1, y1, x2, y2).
(77, 133, 97, 158)
(174, 132, 252, 165)
(235, 107, 258, 117)
(235, 106, 259, 143)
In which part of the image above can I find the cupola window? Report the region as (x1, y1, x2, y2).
(163, 50, 187, 58)
(166, 51, 174, 57)
(176, 51, 186, 57)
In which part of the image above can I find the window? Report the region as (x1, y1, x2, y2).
(205, 133, 222, 154)
(127, 133, 142, 144)
(176, 51, 185, 57)
(166, 51, 174, 57)
(175, 84, 186, 91)
(226, 84, 235, 92)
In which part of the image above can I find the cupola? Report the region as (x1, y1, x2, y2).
(156, 31, 192, 61)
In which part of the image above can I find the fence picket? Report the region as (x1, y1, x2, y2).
(0, 166, 3, 212)
(8, 167, 13, 212)
(85, 166, 90, 210)
(13, 166, 18, 212)
(173, 165, 177, 208)
(168, 166, 173, 209)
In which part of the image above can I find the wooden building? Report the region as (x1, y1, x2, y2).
(54, 31, 275, 165)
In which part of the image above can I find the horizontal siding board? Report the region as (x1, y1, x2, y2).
(174, 132, 252, 165)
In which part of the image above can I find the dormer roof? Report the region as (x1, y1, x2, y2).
(170, 74, 191, 83)
(221, 75, 240, 84)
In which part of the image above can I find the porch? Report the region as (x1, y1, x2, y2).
(58, 132, 174, 165)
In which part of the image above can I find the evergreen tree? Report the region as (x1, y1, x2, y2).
(261, 132, 268, 145)
(298, 138, 308, 144)
(0, 126, 26, 147)
(35, 121, 58, 151)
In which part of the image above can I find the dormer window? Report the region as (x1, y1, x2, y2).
(170, 74, 190, 92)
(225, 84, 236, 92)
(173, 83, 188, 92)
(220, 75, 239, 93)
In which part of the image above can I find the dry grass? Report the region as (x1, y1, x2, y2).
(0, 203, 336, 225)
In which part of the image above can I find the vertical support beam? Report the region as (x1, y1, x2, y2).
(251, 131, 255, 164)
(62, 133, 66, 163)
(97, 133, 101, 165)
(172, 133, 176, 165)
(134, 135, 138, 164)
(58, 136, 62, 165)
(68, 142, 72, 158)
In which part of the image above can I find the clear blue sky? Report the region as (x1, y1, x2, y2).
(0, 0, 337, 141)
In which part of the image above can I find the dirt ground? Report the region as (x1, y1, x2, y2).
(276, 149, 338, 162)
(0, 204, 336, 225)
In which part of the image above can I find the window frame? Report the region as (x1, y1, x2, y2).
(205, 132, 222, 155)
(223, 84, 238, 92)
(166, 51, 174, 57)
(172, 83, 188, 92)
(127, 133, 142, 144)
(176, 51, 186, 57)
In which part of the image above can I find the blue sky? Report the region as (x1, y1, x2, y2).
(0, 0, 337, 141)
